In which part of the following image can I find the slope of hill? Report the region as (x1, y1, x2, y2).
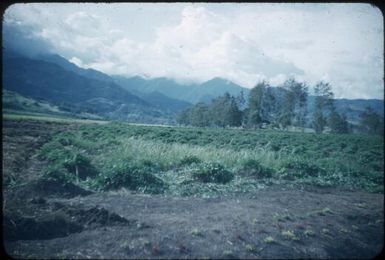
(134, 91, 192, 113)
(2, 50, 175, 124)
(306, 96, 383, 124)
(334, 99, 384, 121)
(3, 89, 64, 115)
(35, 53, 192, 114)
(37, 53, 112, 82)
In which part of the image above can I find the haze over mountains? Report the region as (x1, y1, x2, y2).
(2, 48, 383, 125)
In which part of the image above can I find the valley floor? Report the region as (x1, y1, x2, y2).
(2, 119, 384, 259)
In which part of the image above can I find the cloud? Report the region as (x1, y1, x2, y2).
(3, 14, 54, 56)
(3, 3, 383, 99)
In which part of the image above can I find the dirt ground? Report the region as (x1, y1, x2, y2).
(2, 120, 384, 259)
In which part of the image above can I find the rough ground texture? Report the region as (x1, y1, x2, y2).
(3, 120, 384, 259)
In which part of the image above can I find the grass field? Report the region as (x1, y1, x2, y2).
(28, 116, 383, 196)
(3, 115, 384, 259)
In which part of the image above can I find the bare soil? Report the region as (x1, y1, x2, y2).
(2, 120, 384, 259)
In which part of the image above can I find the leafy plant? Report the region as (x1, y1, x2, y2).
(98, 161, 166, 193)
(178, 155, 202, 166)
(191, 163, 234, 184)
(240, 159, 273, 179)
(278, 159, 325, 180)
(43, 165, 75, 184)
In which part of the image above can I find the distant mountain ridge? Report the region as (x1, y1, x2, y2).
(2, 48, 383, 125)
(35, 53, 192, 113)
(113, 75, 249, 104)
(2, 49, 179, 123)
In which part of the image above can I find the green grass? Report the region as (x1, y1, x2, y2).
(33, 120, 383, 196)
(3, 113, 107, 124)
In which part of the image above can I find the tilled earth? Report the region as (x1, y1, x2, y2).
(2, 119, 384, 259)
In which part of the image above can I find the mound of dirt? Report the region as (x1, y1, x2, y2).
(22, 178, 93, 199)
(65, 206, 131, 228)
(3, 201, 132, 242)
(3, 212, 83, 241)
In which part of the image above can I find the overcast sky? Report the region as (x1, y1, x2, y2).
(3, 3, 384, 99)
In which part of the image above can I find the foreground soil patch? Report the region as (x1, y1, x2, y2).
(5, 186, 383, 259)
(4, 200, 133, 241)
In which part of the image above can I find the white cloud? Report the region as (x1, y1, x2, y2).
(3, 3, 384, 99)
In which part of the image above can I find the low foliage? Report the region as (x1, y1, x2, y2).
(240, 159, 273, 179)
(36, 120, 383, 196)
(191, 163, 234, 184)
(278, 159, 325, 180)
(178, 155, 202, 166)
(96, 161, 166, 193)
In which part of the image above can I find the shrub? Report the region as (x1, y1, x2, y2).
(39, 142, 97, 181)
(98, 162, 166, 193)
(178, 155, 202, 166)
(137, 159, 163, 172)
(191, 163, 234, 184)
(241, 159, 273, 179)
(43, 165, 75, 184)
(278, 159, 325, 180)
(62, 154, 98, 180)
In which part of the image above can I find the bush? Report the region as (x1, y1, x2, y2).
(241, 159, 273, 179)
(43, 165, 75, 184)
(179, 155, 202, 166)
(39, 142, 97, 181)
(98, 162, 166, 193)
(191, 163, 234, 184)
(62, 154, 98, 180)
(278, 159, 325, 180)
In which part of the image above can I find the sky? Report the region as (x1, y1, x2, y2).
(3, 3, 384, 99)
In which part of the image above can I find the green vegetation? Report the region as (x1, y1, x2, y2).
(245, 244, 256, 252)
(178, 79, 382, 136)
(358, 107, 384, 136)
(263, 236, 275, 243)
(35, 119, 383, 196)
(281, 230, 300, 241)
(3, 113, 107, 124)
(191, 163, 234, 184)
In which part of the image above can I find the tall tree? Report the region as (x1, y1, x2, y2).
(177, 107, 192, 125)
(247, 82, 266, 128)
(291, 81, 308, 130)
(358, 107, 384, 136)
(247, 81, 278, 128)
(312, 81, 334, 134)
(211, 93, 230, 127)
(278, 78, 308, 130)
(235, 90, 246, 109)
(329, 109, 349, 134)
(190, 102, 210, 127)
(227, 96, 242, 127)
(211, 93, 242, 127)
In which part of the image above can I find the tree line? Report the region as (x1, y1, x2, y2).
(177, 78, 384, 135)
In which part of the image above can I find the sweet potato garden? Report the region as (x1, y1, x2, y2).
(2, 116, 384, 259)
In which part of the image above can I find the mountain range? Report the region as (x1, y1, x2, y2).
(113, 75, 248, 104)
(2, 48, 383, 125)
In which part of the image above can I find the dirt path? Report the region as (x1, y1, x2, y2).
(4, 186, 383, 259)
(2, 120, 384, 259)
